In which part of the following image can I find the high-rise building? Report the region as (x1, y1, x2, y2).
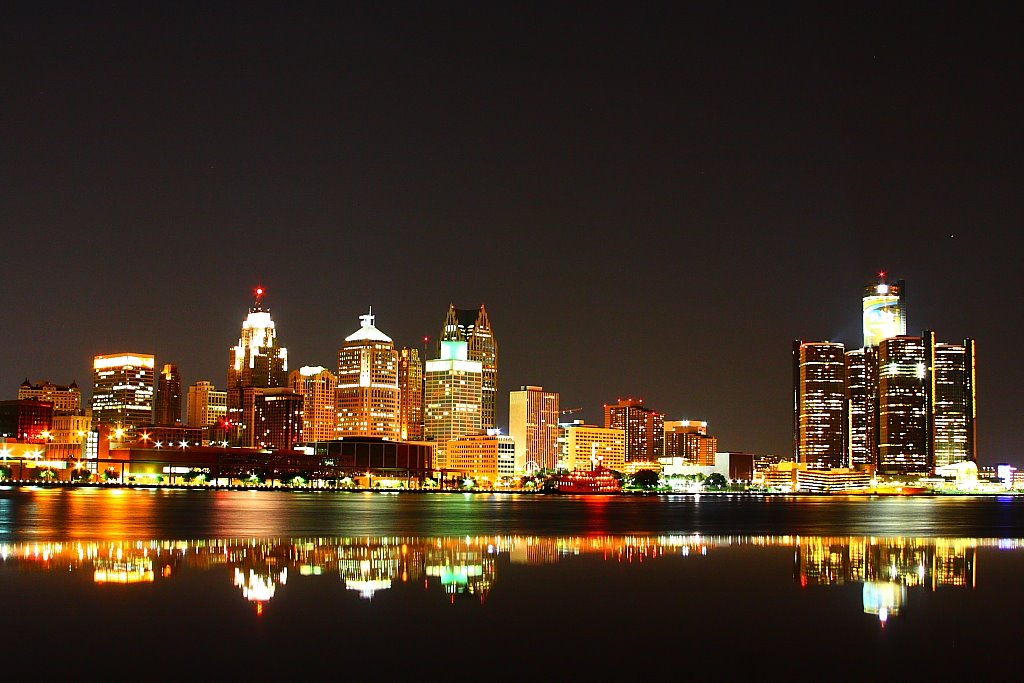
(253, 388, 304, 450)
(153, 363, 182, 425)
(862, 274, 906, 348)
(18, 379, 81, 415)
(603, 398, 664, 462)
(508, 385, 560, 473)
(187, 381, 227, 429)
(289, 366, 337, 442)
(563, 424, 626, 472)
(91, 353, 156, 433)
(227, 287, 288, 447)
(424, 340, 483, 471)
(398, 347, 424, 441)
(336, 309, 400, 440)
(876, 334, 931, 474)
(445, 431, 515, 485)
(792, 341, 846, 468)
(845, 347, 878, 468)
(932, 339, 976, 468)
(441, 304, 497, 429)
(664, 420, 717, 466)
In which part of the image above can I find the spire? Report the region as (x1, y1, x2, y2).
(359, 306, 375, 328)
(253, 285, 266, 310)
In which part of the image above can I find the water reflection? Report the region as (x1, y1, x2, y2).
(0, 534, 1012, 622)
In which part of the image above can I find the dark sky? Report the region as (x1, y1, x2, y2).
(3, 2, 1021, 464)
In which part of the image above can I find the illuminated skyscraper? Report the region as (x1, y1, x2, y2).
(877, 334, 932, 474)
(862, 273, 906, 348)
(253, 388, 304, 450)
(844, 347, 877, 468)
(424, 340, 483, 471)
(441, 305, 497, 429)
(398, 348, 424, 441)
(336, 309, 400, 440)
(153, 363, 182, 425)
(227, 287, 288, 447)
(90, 353, 156, 432)
(186, 381, 227, 429)
(792, 341, 846, 468)
(603, 398, 664, 462)
(509, 385, 560, 472)
(932, 339, 976, 468)
(289, 366, 337, 442)
(664, 420, 718, 466)
(18, 379, 81, 415)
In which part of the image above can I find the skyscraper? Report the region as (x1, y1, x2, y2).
(876, 334, 931, 474)
(844, 347, 877, 468)
(227, 287, 288, 447)
(862, 273, 906, 348)
(336, 309, 400, 440)
(792, 341, 846, 468)
(508, 385, 560, 472)
(253, 388, 304, 450)
(90, 353, 156, 433)
(398, 347, 424, 441)
(424, 340, 483, 471)
(289, 366, 338, 442)
(603, 398, 664, 462)
(664, 420, 718, 466)
(932, 339, 976, 468)
(186, 381, 227, 429)
(153, 363, 182, 425)
(441, 304, 497, 429)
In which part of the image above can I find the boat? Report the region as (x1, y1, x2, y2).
(555, 466, 622, 494)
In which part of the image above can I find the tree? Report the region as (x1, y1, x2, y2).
(631, 469, 660, 489)
(705, 473, 728, 489)
(0, 465, 11, 481)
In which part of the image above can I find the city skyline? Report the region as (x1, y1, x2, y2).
(4, 5, 1020, 464)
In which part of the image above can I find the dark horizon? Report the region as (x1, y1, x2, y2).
(3, 3, 1021, 464)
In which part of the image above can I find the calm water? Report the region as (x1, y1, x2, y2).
(2, 487, 1023, 676)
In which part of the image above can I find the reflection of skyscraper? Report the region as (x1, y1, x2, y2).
(932, 340, 977, 468)
(509, 385, 560, 472)
(862, 274, 906, 348)
(877, 334, 931, 474)
(441, 305, 497, 429)
(227, 288, 288, 447)
(91, 353, 156, 432)
(792, 341, 846, 468)
(398, 348, 423, 441)
(336, 309, 400, 440)
(154, 363, 182, 425)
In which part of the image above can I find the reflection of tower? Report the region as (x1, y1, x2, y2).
(441, 305, 497, 430)
(226, 287, 288, 447)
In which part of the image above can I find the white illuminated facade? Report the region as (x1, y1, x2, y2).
(336, 309, 400, 440)
(90, 353, 155, 432)
(424, 340, 483, 470)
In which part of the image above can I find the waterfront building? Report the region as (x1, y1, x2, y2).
(398, 347, 424, 441)
(253, 388, 304, 450)
(289, 366, 337, 442)
(862, 274, 906, 348)
(187, 381, 228, 429)
(796, 467, 873, 493)
(508, 385, 560, 473)
(18, 379, 81, 415)
(563, 423, 625, 473)
(0, 399, 54, 443)
(441, 304, 497, 429)
(154, 363, 182, 425)
(845, 347, 877, 468)
(47, 412, 92, 460)
(792, 341, 846, 468)
(424, 340, 483, 470)
(227, 287, 288, 447)
(134, 424, 204, 450)
(663, 420, 717, 466)
(877, 334, 931, 474)
(336, 309, 400, 440)
(445, 431, 515, 485)
(932, 339, 977, 468)
(603, 398, 664, 462)
(91, 353, 156, 433)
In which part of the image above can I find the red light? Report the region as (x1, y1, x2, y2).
(878, 271, 885, 278)
(255, 286, 264, 297)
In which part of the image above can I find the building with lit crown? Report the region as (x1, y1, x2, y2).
(862, 274, 906, 348)
(227, 287, 288, 447)
(424, 340, 483, 471)
(509, 385, 560, 473)
(289, 366, 338, 442)
(441, 304, 497, 429)
(154, 363, 182, 425)
(336, 309, 400, 440)
(398, 347, 424, 441)
(91, 353, 156, 433)
(792, 341, 846, 468)
(664, 420, 718, 466)
(603, 398, 664, 462)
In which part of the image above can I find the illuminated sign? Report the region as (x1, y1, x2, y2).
(93, 354, 155, 370)
(862, 295, 905, 347)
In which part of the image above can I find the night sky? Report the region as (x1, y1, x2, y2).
(3, 3, 1021, 463)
